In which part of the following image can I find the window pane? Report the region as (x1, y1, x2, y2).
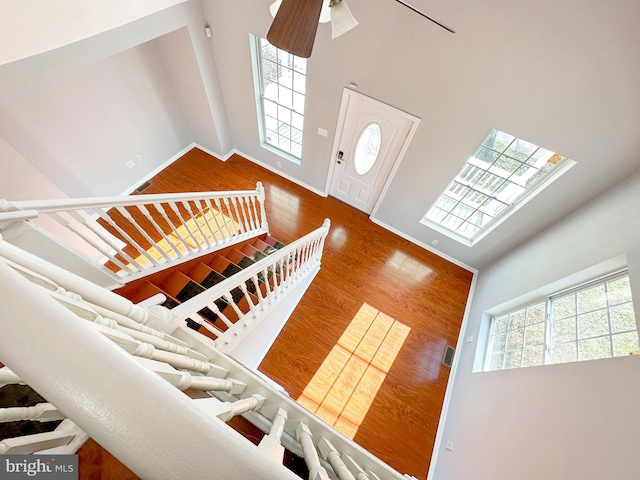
(551, 342, 577, 364)
(494, 315, 509, 334)
(577, 285, 607, 313)
(486, 273, 635, 371)
(552, 295, 575, 320)
(577, 309, 610, 339)
(578, 336, 611, 361)
(504, 350, 522, 369)
(504, 138, 538, 162)
(524, 323, 545, 346)
(610, 304, 636, 333)
(486, 352, 505, 371)
(612, 332, 639, 357)
(506, 328, 525, 350)
(255, 36, 306, 160)
(471, 146, 499, 166)
(490, 333, 507, 353)
(522, 346, 544, 367)
(423, 129, 568, 241)
(608, 277, 633, 305)
(508, 310, 526, 330)
(551, 317, 576, 344)
(526, 303, 546, 325)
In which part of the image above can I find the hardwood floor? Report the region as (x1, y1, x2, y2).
(134, 148, 473, 479)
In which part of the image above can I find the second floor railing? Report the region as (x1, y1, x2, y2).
(0, 240, 412, 480)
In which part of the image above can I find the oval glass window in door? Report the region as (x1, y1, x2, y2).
(353, 123, 382, 175)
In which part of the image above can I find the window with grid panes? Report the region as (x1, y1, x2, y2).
(422, 129, 570, 243)
(252, 36, 306, 161)
(485, 272, 639, 371)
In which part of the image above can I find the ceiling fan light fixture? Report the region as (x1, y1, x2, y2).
(269, 0, 283, 18)
(330, 0, 359, 39)
(319, 0, 332, 23)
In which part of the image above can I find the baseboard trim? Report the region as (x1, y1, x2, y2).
(369, 216, 477, 274)
(426, 272, 477, 480)
(228, 149, 328, 198)
(119, 143, 198, 196)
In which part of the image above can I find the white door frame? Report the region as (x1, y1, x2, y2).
(323, 88, 421, 218)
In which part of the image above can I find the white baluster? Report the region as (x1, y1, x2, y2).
(193, 394, 266, 422)
(206, 302, 240, 334)
(341, 453, 371, 480)
(215, 197, 235, 240)
(115, 206, 171, 263)
(251, 273, 266, 311)
(168, 202, 201, 251)
(229, 196, 246, 234)
(94, 325, 227, 377)
(0, 403, 65, 423)
(182, 314, 222, 338)
(0, 367, 24, 386)
(262, 266, 274, 304)
(223, 292, 249, 326)
(66, 210, 141, 273)
(96, 208, 157, 267)
(155, 370, 246, 395)
(258, 407, 288, 462)
(193, 199, 219, 246)
(256, 181, 269, 232)
(152, 202, 195, 254)
(243, 195, 257, 231)
(239, 283, 258, 321)
(318, 437, 356, 480)
(182, 200, 211, 248)
(204, 198, 227, 242)
(137, 204, 184, 258)
(48, 211, 133, 274)
(296, 422, 331, 480)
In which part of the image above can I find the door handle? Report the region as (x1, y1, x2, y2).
(337, 151, 344, 164)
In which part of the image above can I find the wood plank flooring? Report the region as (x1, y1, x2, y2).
(135, 148, 473, 479)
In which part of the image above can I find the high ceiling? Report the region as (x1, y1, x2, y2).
(206, 0, 640, 270)
(1, 0, 639, 271)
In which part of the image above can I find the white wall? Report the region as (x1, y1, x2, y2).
(0, 40, 190, 197)
(0, 1, 230, 198)
(203, 0, 640, 270)
(0, 0, 188, 66)
(431, 168, 640, 479)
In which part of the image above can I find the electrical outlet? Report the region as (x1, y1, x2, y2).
(126, 160, 135, 169)
(135, 154, 142, 162)
(466, 336, 473, 343)
(446, 440, 454, 451)
(317, 127, 328, 137)
(432, 239, 439, 246)
(277, 161, 282, 168)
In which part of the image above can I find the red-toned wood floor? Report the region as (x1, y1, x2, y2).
(81, 148, 473, 479)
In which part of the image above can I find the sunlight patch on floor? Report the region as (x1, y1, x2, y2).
(297, 303, 411, 438)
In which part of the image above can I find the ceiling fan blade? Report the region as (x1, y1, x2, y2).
(394, 0, 455, 33)
(267, 0, 324, 58)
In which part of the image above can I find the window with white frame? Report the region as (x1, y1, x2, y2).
(422, 129, 573, 245)
(251, 36, 306, 162)
(484, 272, 639, 371)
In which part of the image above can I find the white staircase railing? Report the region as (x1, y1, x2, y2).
(0, 241, 410, 480)
(0, 183, 269, 286)
(170, 219, 330, 354)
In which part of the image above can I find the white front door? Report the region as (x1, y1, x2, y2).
(328, 90, 420, 214)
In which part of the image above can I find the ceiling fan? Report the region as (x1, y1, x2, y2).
(267, 0, 455, 58)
